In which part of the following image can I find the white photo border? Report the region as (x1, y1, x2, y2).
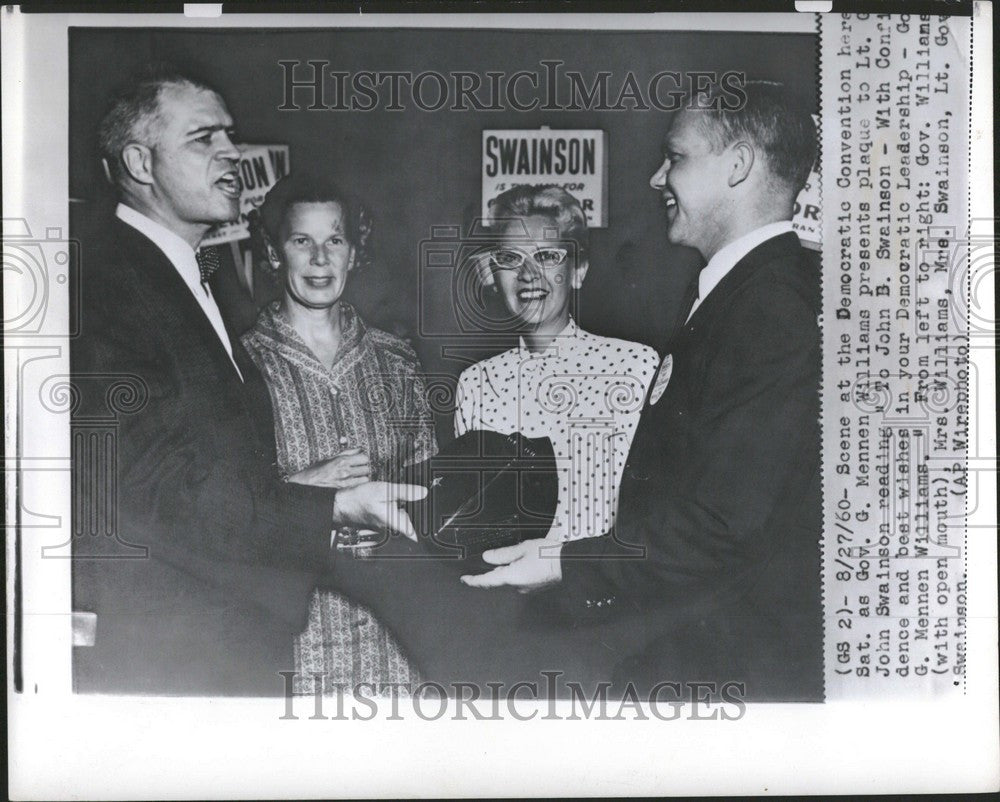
(4, 6, 996, 798)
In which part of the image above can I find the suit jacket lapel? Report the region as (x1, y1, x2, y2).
(117, 220, 283, 463)
(114, 219, 250, 392)
(664, 279, 700, 352)
(229, 331, 278, 453)
(685, 232, 802, 332)
(659, 233, 803, 406)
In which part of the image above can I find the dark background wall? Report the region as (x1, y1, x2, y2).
(70, 27, 817, 442)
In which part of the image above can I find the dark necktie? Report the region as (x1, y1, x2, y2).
(682, 282, 700, 324)
(666, 280, 699, 346)
(196, 246, 221, 292)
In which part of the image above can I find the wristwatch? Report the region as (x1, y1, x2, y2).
(333, 526, 383, 557)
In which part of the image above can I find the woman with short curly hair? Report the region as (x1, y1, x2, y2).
(242, 173, 435, 692)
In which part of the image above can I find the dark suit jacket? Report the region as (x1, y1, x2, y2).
(71, 217, 335, 696)
(556, 231, 824, 700)
(330, 232, 822, 701)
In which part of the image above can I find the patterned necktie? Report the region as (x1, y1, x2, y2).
(196, 247, 221, 291)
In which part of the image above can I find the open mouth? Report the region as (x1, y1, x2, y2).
(517, 288, 549, 302)
(215, 171, 240, 199)
(303, 276, 334, 288)
(663, 194, 678, 213)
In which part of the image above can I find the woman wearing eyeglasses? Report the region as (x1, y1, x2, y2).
(455, 185, 658, 543)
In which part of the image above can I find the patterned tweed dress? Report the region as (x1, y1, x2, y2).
(242, 301, 436, 692)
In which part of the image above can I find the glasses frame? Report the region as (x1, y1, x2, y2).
(487, 245, 572, 272)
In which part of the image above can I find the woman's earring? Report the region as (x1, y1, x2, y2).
(264, 242, 283, 274)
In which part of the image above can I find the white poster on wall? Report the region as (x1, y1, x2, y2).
(482, 128, 608, 227)
(792, 114, 822, 249)
(201, 144, 290, 246)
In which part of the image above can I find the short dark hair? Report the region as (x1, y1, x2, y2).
(488, 184, 589, 261)
(693, 80, 817, 194)
(257, 173, 374, 270)
(97, 64, 217, 185)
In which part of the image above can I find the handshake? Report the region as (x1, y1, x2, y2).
(286, 447, 426, 541)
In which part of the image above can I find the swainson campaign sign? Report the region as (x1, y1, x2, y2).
(482, 128, 608, 227)
(792, 167, 821, 250)
(201, 144, 290, 246)
(791, 115, 821, 250)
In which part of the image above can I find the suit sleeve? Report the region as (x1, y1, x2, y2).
(73, 285, 336, 574)
(559, 277, 820, 610)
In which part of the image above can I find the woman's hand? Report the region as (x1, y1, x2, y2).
(287, 447, 370, 489)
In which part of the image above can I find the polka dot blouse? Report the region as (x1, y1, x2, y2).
(454, 318, 658, 542)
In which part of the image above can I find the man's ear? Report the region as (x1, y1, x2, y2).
(570, 259, 590, 289)
(728, 140, 755, 187)
(121, 143, 154, 186)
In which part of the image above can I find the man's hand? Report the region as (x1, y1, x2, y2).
(461, 539, 563, 592)
(287, 447, 371, 490)
(332, 481, 427, 541)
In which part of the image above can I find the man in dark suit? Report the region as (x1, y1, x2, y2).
(460, 80, 823, 700)
(328, 80, 821, 701)
(72, 69, 424, 695)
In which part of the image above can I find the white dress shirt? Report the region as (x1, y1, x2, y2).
(116, 203, 243, 380)
(454, 319, 658, 542)
(686, 220, 796, 322)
